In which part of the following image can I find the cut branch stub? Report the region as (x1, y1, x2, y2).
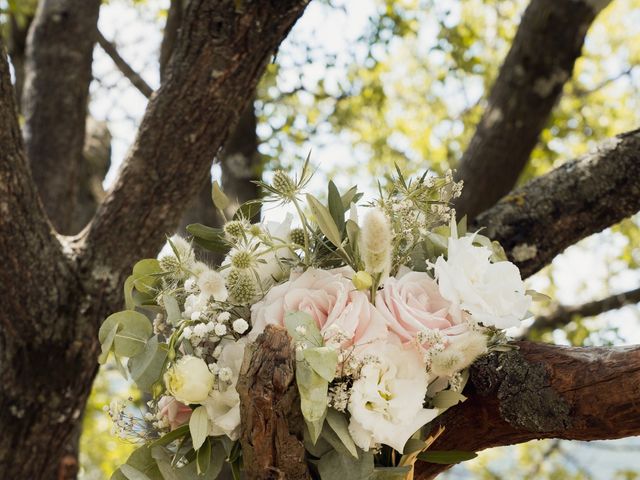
(237, 325, 311, 480)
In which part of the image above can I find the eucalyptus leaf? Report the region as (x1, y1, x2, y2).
(304, 424, 333, 458)
(303, 347, 338, 383)
(151, 425, 189, 447)
(151, 446, 180, 480)
(317, 449, 374, 480)
(163, 294, 181, 325)
(189, 406, 209, 451)
(417, 450, 477, 464)
(306, 193, 343, 248)
(101, 310, 153, 358)
(325, 408, 358, 458)
(98, 324, 119, 364)
(129, 336, 169, 392)
(284, 311, 323, 348)
(111, 445, 162, 480)
(186, 224, 229, 254)
(370, 466, 412, 479)
(432, 390, 467, 409)
(119, 465, 152, 480)
(132, 259, 163, 295)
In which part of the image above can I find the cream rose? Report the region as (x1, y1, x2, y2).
(250, 268, 388, 348)
(164, 355, 214, 404)
(375, 270, 468, 344)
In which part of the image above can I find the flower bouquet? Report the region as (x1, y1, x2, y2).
(100, 162, 535, 479)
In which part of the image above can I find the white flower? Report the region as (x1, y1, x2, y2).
(232, 318, 249, 334)
(202, 340, 246, 440)
(360, 209, 392, 277)
(193, 323, 208, 337)
(164, 356, 214, 404)
(433, 232, 532, 329)
(198, 270, 228, 301)
(347, 343, 439, 452)
(218, 367, 232, 383)
(214, 323, 227, 336)
(217, 311, 231, 322)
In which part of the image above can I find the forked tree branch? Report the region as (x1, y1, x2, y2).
(21, 0, 101, 234)
(455, 0, 612, 220)
(96, 29, 153, 98)
(414, 342, 640, 479)
(81, 0, 309, 298)
(522, 287, 640, 338)
(475, 129, 640, 279)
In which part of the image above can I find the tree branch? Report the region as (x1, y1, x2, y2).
(22, 0, 101, 234)
(454, 0, 612, 220)
(81, 0, 309, 298)
(96, 29, 153, 99)
(474, 129, 640, 279)
(523, 287, 640, 337)
(159, 0, 184, 83)
(414, 341, 640, 479)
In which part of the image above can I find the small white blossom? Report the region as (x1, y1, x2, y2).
(197, 270, 228, 301)
(214, 323, 227, 336)
(218, 367, 233, 383)
(217, 312, 231, 322)
(232, 318, 249, 334)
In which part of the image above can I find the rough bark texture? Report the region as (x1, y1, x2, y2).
(22, 0, 101, 234)
(82, 0, 309, 291)
(159, 0, 184, 83)
(523, 286, 640, 338)
(0, 40, 97, 480)
(474, 129, 640, 279)
(454, 0, 611, 219)
(237, 326, 310, 480)
(414, 342, 640, 479)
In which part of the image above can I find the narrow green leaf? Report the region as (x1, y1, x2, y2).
(370, 466, 412, 479)
(196, 437, 211, 475)
(328, 181, 345, 233)
(212, 181, 230, 211)
(340, 186, 359, 210)
(150, 425, 189, 447)
(306, 193, 343, 248)
(119, 465, 152, 480)
(189, 406, 209, 451)
(417, 450, 477, 464)
(151, 446, 180, 480)
(186, 224, 229, 254)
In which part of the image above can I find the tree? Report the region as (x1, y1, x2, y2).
(0, 1, 639, 479)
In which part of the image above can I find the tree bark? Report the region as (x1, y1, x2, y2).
(414, 342, 640, 479)
(21, 0, 101, 234)
(237, 326, 310, 480)
(0, 39, 97, 480)
(454, 0, 611, 220)
(474, 129, 640, 279)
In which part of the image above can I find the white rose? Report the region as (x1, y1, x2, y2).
(164, 355, 214, 404)
(347, 343, 439, 452)
(203, 339, 246, 440)
(433, 234, 532, 329)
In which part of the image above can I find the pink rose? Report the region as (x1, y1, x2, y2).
(250, 268, 388, 348)
(375, 271, 468, 344)
(157, 396, 192, 430)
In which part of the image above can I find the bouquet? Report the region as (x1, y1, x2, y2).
(100, 161, 535, 479)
